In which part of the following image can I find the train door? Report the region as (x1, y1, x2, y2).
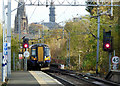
(38, 46, 44, 62)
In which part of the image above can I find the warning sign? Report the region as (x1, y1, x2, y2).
(19, 54, 23, 59)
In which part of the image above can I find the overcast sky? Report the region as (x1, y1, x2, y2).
(0, 0, 90, 27)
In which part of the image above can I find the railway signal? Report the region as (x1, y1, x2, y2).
(23, 43, 29, 48)
(105, 43, 110, 48)
(23, 38, 29, 49)
(103, 29, 113, 52)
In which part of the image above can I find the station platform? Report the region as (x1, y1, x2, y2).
(7, 71, 63, 86)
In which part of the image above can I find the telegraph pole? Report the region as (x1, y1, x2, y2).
(7, 0, 11, 78)
(18, 15, 22, 70)
(96, 0, 100, 75)
(18, 15, 21, 46)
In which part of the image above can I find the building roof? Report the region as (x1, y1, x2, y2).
(41, 22, 62, 29)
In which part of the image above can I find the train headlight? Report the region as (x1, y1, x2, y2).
(32, 57, 37, 60)
(33, 58, 37, 60)
(45, 56, 50, 61)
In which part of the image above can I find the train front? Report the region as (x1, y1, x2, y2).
(43, 46, 51, 67)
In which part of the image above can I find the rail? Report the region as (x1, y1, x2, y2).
(47, 66, 120, 86)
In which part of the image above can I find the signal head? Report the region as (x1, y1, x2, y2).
(105, 43, 110, 48)
(23, 43, 29, 48)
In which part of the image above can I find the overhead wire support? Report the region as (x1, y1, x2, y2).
(9, 0, 25, 14)
(10, 3, 25, 14)
(25, 4, 120, 7)
(96, 3, 100, 75)
(25, 0, 120, 7)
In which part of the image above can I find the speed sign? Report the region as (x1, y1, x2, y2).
(23, 51, 30, 58)
(112, 56, 119, 64)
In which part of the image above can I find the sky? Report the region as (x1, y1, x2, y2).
(0, 0, 90, 28)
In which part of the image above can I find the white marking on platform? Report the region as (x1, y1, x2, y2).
(29, 71, 64, 86)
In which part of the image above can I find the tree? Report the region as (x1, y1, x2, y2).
(85, 1, 97, 15)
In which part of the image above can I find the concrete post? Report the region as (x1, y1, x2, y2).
(7, 0, 11, 78)
(2, 0, 5, 82)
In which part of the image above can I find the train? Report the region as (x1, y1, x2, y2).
(27, 43, 51, 70)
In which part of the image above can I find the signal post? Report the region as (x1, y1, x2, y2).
(22, 38, 29, 71)
(103, 29, 113, 71)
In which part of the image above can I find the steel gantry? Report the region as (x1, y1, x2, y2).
(21, 0, 120, 6)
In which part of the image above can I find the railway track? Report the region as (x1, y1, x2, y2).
(42, 67, 120, 86)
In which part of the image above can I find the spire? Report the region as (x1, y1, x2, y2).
(14, 0, 28, 34)
(17, 0, 25, 17)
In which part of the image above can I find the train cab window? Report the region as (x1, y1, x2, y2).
(31, 49, 36, 56)
(44, 48, 50, 56)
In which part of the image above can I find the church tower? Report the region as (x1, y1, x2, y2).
(14, 0, 28, 34)
(49, 2, 55, 22)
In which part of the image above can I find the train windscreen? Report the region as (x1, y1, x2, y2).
(44, 47, 50, 56)
(31, 49, 36, 56)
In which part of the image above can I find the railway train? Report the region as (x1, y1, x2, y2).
(27, 43, 51, 70)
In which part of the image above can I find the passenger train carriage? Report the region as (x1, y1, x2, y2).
(27, 43, 51, 70)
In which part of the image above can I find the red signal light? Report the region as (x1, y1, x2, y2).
(24, 43, 28, 48)
(105, 43, 110, 48)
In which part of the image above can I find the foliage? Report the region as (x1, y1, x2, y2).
(44, 29, 67, 64)
(65, 19, 98, 71)
(29, 23, 48, 34)
(64, 3, 120, 73)
(113, 2, 120, 57)
(85, 1, 97, 15)
(11, 34, 20, 70)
